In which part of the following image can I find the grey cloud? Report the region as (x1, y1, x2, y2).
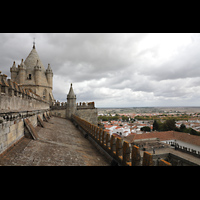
(44, 33, 141, 80)
(1, 33, 200, 107)
(140, 37, 200, 81)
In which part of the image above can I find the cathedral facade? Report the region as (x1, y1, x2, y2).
(10, 42, 54, 105)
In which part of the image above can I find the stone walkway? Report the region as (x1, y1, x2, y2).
(0, 117, 110, 166)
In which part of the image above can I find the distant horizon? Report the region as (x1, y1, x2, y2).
(97, 106, 200, 108)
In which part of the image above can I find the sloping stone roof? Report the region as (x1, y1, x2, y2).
(24, 46, 45, 72)
(22, 45, 49, 87)
(67, 83, 76, 98)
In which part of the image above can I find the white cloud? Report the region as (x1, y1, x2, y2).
(1, 33, 200, 107)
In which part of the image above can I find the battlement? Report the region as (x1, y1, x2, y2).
(72, 114, 173, 166)
(77, 102, 95, 109)
(51, 101, 67, 110)
(0, 72, 49, 112)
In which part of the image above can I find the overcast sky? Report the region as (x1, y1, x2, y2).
(1, 33, 200, 107)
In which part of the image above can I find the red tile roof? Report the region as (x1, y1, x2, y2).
(115, 126, 123, 129)
(125, 131, 200, 146)
(104, 125, 114, 129)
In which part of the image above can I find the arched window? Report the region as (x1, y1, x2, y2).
(43, 89, 47, 100)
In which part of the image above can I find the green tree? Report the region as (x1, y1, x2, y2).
(122, 115, 129, 122)
(188, 128, 199, 136)
(141, 126, 151, 132)
(161, 119, 176, 131)
(180, 123, 186, 131)
(153, 120, 159, 131)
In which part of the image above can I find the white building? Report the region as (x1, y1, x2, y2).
(112, 127, 130, 136)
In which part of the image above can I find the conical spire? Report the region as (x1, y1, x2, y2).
(67, 83, 76, 99)
(46, 63, 53, 73)
(19, 59, 26, 69)
(12, 61, 16, 68)
(47, 63, 51, 70)
(24, 46, 45, 72)
(33, 38, 35, 49)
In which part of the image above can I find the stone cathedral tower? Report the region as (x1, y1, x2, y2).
(10, 42, 54, 105)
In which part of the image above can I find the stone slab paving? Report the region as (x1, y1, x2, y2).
(0, 117, 110, 166)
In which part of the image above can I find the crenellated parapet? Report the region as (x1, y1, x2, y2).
(50, 84, 98, 124)
(71, 114, 172, 166)
(51, 101, 67, 110)
(77, 102, 95, 109)
(0, 72, 47, 101)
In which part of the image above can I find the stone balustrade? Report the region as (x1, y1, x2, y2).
(168, 141, 200, 158)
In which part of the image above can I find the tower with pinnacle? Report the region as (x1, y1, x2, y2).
(66, 83, 77, 119)
(10, 41, 54, 105)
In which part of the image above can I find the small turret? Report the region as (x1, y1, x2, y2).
(19, 59, 26, 69)
(11, 61, 16, 69)
(46, 63, 52, 73)
(67, 83, 76, 99)
(34, 60, 42, 85)
(18, 59, 26, 84)
(46, 63, 53, 88)
(66, 83, 76, 119)
(33, 38, 36, 49)
(10, 61, 18, 81)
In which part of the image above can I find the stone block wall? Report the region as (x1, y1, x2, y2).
(0, 110, 49, 155)
(0, 73, 49, 112)
(51, 101, 98, 125)
(0, 119, 24, 154)
(52, 109, 66, 118)
(0, 94, 49, 111)
(75, 108, 98, 125)
(75, 101, 97, 125)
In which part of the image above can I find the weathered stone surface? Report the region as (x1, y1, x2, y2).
(10, 45, 53, 103)
(142, 151, 154, 166)
(75, 108, 98, 125)
(37, 115, 45, 128)
(0, 117, 110, 166)
(132, 145, 141, 166)
(24, 118, 39, 140)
